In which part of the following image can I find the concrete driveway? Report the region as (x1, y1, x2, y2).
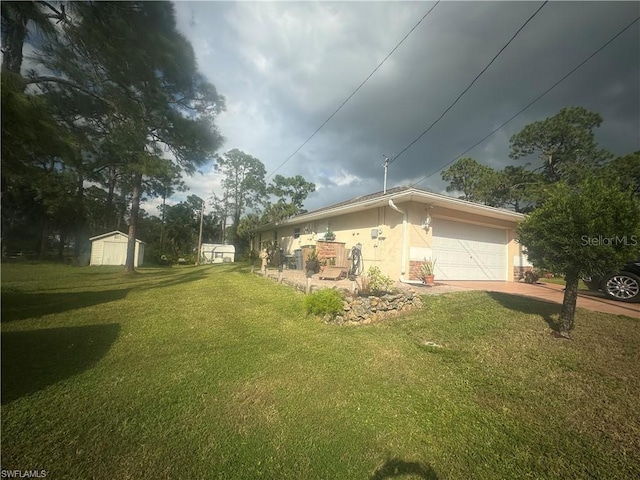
(438, 281, 640, 319)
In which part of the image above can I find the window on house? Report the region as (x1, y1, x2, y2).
(293, 228, 300, 239)
(273, 231, 277, 241)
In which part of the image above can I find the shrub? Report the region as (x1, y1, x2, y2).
(303, 289, 344, 317)
(524, 269, 540, 284)
(367, 266, 395, 294)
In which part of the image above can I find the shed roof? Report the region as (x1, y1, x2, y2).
(89, 230, 144, 243)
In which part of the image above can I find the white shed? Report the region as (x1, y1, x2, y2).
(201, 243, 235, 264)
(90, 230, 145, 267)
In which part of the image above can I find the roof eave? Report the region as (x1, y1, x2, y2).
(254, 187, 524, 232)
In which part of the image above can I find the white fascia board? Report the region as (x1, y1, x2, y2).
(255, 188, 525, 232)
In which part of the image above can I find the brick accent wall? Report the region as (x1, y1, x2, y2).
(409, 260, 423, 281)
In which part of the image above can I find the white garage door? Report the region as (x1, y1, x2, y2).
(432, 218, 507, 281)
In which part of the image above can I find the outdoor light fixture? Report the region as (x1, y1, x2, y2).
(422, 213, 432, 232)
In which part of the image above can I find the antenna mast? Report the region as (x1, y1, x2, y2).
(382, 155, 391, 194)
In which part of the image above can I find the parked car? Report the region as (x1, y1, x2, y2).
(584, 260, 640, 303)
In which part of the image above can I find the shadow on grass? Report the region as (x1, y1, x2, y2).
(370, 458, 438, 479)
(1, 289, 131, 322)
(486, 291, 562, 332)
(1, 267, 214, 322)
(1, 323, 120, 404)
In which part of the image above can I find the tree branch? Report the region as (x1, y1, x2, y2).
(26, 76, 118, 110)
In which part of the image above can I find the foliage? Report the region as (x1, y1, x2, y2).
(305, 248, 319, 272)
(419, 258, 436, 279)
(509, 106, 612, 184)
(523, 269, 541, 284)
(356, 273, 371, 295)
(262, 175, 316, 223)
(215, 149, 267, 246)
(244, 249, 259, 264)
(440, 158, 542, 212)
(366, 266, 395, 294)
(601, 152, 640, 198)
(267, 174, 316, 210)
(1, 2, 225, 271)
(323, 229, 336, 241)
(261, 240, 279, 267)
(441, 157, 498, 203)
(517, 176, 640, 335)
(302, 288, 344, 317)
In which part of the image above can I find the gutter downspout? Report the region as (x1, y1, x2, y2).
(388, 199, 423, 286)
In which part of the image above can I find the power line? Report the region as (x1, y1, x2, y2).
(265, 1, 441, 181)
(390, 1, 548, 165)
(410, 15, 640, 188)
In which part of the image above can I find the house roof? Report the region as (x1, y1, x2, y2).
(254, 185, 525, 232)
(89, 230, 144, 243)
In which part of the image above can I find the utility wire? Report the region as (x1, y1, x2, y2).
(410, 15, 640, 188)
(265, 1, 440, 180)
(390, 1, 548, 164)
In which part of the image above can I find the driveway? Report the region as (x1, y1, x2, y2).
(438, 281, 640, 319)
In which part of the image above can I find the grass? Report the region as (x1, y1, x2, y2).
(2, 263, 639, 479)
(540, 276, 590, 290)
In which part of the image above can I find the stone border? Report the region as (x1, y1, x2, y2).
(254, 268, 424, 324)
(336, 290, 424, 325)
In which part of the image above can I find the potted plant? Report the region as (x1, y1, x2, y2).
(420, 257, 436, 286)
(324, 229, 336, 241)
(305, 248, 319, 275)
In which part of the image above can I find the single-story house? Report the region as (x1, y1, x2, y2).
(201, 243, 235, 264)
(253, 185, 532, 282)
(90, 230, 145, 267)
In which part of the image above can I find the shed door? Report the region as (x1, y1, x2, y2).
(103, 241, 126, 265)
(432, 218, 507, 281)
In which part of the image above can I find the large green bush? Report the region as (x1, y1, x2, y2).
(303, 289, 344, 317)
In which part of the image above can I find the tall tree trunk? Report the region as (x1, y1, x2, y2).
(559, 269, 579, 337)
(58, 232, 65, 260)
(125, 172, 142, 272)
(159, 192, 166, 254)
(39, 219, 48, 260)
(105, 168, 116, 230)
(74, 172, 85, 257)
(1, 3, 29, 75)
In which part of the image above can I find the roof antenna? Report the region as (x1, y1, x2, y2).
(382, 154, 392, 194)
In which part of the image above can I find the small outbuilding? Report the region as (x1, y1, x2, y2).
(201, 243, 235, 264)
(90, 230, 145, 267)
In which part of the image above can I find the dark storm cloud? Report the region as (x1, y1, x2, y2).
(172, 1, 639, 212)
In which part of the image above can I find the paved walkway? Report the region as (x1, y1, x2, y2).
(440, 281, 640, 318)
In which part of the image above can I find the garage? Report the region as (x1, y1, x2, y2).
(432, 218, 508, 281)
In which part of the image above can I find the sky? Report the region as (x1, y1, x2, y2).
(148, 0, 640, 215)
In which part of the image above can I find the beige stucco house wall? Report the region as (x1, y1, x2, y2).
(254, 186, 528, 282)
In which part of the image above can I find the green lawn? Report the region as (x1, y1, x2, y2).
(2, 263, 639, 479)
(540, 276, 590, 290)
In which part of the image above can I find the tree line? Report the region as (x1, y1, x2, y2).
(440, 107, 639, 212)
(0, 1, 316, 268)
